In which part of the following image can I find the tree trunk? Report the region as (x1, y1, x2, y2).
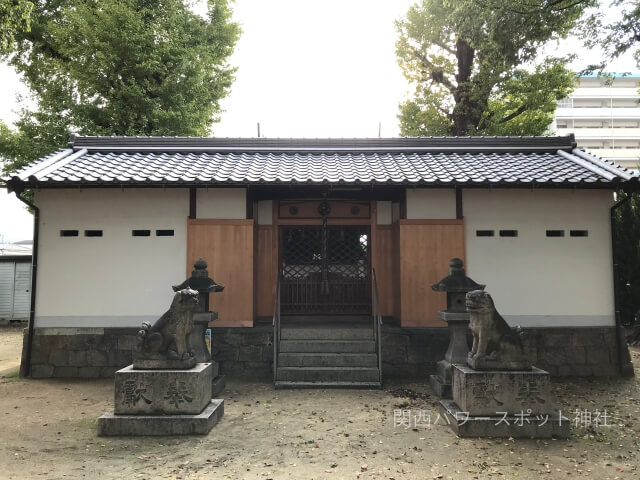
(452, 38, 487, 136)
(451, 38, 474, 136)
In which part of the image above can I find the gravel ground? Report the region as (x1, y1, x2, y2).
(0, 327, 638, 479)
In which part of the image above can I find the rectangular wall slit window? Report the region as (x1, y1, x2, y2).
(84, 230, 103, 237)
(499, 230, 518, 237)
(132, 230, 151, 237)
(570, 230, 589, 237)
(546, 230, 565, 237)
(476, 230, 494, 237)
(156, 229, 174, 237)
(60, 230, 78, 237)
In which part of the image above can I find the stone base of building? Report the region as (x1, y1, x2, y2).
(381, 325, 449, 378)
(98, 399, 224, 436)
(211, 324, 274, 379)
(21, 324, 631, 379)
(22, 327, 139, 378)
(439, 399, 569, 438)
(520, 326, 628, 377)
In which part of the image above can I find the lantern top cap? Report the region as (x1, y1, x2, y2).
(431, 258, 485, 293)
(172, 258, 222, 293)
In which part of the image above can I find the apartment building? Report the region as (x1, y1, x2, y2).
(554, 74, 640, 170)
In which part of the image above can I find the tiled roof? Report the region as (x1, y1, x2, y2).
(3, 135, 637, 189)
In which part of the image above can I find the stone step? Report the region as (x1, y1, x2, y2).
(275, 366, 380, 383)
(279, 339, 376, 353)
(275, 381, 381, 389)
(280, 326, 374, 341)
(278, 352, 378, 367)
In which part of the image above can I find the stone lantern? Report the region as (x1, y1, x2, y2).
(429, 258, 484, 398)
(172, 258, 224, 314)
(172, 259, 226, 396)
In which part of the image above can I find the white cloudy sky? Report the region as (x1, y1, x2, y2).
(0, 0, 637, 242)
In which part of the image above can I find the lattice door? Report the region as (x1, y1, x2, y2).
(280, 226, 371, 315)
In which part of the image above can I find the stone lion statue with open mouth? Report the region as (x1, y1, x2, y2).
(466, 290, 531, 370)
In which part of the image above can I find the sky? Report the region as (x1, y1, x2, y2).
(0, 0, 638, 242)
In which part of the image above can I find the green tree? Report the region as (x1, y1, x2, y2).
(614, 191, 640, 330)
(583, 1, 640, 70)
(396, 0, 593, 136)
(0, 0, 33, 54)
(1, 0, 239, 172)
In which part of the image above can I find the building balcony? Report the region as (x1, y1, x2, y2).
(556, 107, 640, 119)
(570, 87, 640, 98)
(556, 127, 640, 139)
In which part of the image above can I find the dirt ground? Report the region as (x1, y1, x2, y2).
(0, 325, 23, 375)
(0, 328, 638, 480)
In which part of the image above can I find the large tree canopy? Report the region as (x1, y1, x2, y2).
(0, 0, 239, 172)
(0, 0, 32, 54)
(396, 0, 593, 136)
(583, 0, 640, 70)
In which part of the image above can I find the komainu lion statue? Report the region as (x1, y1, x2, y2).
(466, 290, 531, 370)
(136, 288, 199, 364)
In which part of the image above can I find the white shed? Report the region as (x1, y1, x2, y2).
(0, 252, 32, 323)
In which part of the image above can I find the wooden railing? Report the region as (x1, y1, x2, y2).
(272, 280, 281, 382)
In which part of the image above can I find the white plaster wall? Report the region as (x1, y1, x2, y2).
(376, 201, 392, 225)
(196, 188, 246, 219)
(257, 200, 273, 225)
(34, 189, 189, 326)
(406, 189, 456, 219)
(464, 189, 615, 327)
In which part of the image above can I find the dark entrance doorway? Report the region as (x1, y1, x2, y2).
(279, 226, 371, 315)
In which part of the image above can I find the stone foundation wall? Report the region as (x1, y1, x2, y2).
(381, 326, 449, 378)
(380, 325, 624, 378)
(21, 324, 627, 379)
(22, 327, 138, 378)
(210, 325, 273, 380)
(522, 327, 621, 377)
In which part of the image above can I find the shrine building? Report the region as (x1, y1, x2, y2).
(3, 134, 637, 385)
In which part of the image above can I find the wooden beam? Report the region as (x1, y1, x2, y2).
(189, 187, 196, 219)
(399, 219, 464, 225)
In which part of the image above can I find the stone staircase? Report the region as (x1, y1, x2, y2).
(274, 317, 381, 388)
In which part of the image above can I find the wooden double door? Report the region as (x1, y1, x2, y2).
(279, 225, 371, 315)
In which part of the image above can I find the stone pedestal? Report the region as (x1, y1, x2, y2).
(99, 400, 224, 436)
(114, 363, 213, 415)
(98, 362, 224, 436)
(191, 312, 217, 362)
(429, 311, 470, 398)
(191, 312, 226, 396)
(440, 365, 568, 438)
(209, 360, 226, 397)
(132, 355, 196, 370)
(467, 355, 532, 371)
